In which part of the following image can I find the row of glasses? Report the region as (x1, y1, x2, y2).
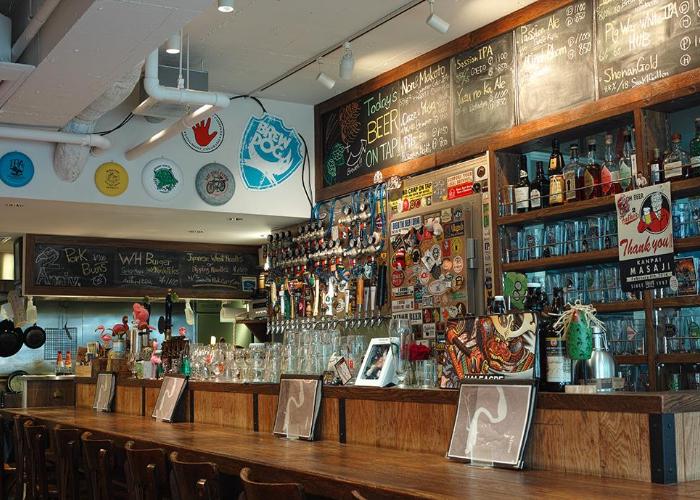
(656, 309, 700, 354)
(601, 316, 646, 355)
(282, 326, 342, 375)
(502, 214, 618, 263)
(535, 265, 640, 304)
(188, 342, 283, 383)
(672, 198, 700, 239)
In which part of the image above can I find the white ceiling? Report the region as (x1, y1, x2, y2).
(0, 198, 305, 245)
(161, 0, 535, 104)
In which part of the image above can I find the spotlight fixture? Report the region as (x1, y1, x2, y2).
(165, 32, 181, 54)
(426, 0, 449, 34)
(339, 41, 355, 80)
(316, 58, 335, 89)
(218, 0, 234, 13)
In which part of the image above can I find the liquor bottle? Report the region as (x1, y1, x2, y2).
(540, 287, 571, 392)
(584, 138, 602, 199)
(619, 130, 634, 191)
(564, 145, 583, 202)
(514, 155, 530, 213)
(650, 147, 663, 185)
(601, 134, 621, 195)
(65, 351, 73, 374)
(690, 118, 700, 178)
(548, 139, 565, 205)
(55, 351, 64, 376)
(530, 161, 549, 209)
(663, 133, 690, 180)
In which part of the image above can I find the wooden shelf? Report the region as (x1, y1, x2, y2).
(653, 296, 700, 309)
(614, 354, 648, 365)
(670, 176, 700, 199)
(496, 195, 615, 227)
(501, 248, 617, 273)
(675, 235, 700, 252)
(657, 353, 700, 364)
(593, 300, 645, 313)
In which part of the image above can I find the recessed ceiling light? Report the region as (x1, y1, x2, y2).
(166, 33, 181, 54)
(228, 217, 243, 222)
(218, 0, 234, 13)
(188, 229, 205, 234)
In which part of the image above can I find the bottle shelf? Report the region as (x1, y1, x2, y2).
(593, 300, 645, 313)
(669, 176, 700, 199)
(654, 295, 700, 309)
(657, 353, 700, 364)
(614, 354, 648, 365)
(501, 248, 618, 273)
(496, 195, 615, 227)
(674, 235, 700, 253)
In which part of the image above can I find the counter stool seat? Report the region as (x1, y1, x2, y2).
(80, 432, 127, 500)
(24, 423, 58, 500)
(239, 467, 305, 500)
(168, 451, 220, 500)
(52, 427, 83, 500)
(124, 441, 170, 500)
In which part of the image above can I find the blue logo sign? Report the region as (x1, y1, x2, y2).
(239, 113, 303, 190)
(0, 151, 34, 187)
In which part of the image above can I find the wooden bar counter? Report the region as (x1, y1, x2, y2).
(74, 377, 700, 484)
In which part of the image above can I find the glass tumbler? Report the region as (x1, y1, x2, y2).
(249, 343, 266, 382)
(389, 318, 413, 387)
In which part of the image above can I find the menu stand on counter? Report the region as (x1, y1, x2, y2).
(152, 374, 188, 423)
(273, 375, 323, 441)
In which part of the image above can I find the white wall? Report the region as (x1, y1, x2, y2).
(0, 94, 314, 218)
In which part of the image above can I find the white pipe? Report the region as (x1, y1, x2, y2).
(142, 49, 229, 108)
(12, 0, 62, 62)
(125, 104, 220, 160)
(0, 125, 110, 152)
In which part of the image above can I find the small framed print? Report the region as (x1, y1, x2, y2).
(152, 375, 188, 422)
(241, 276, 257, 292)
(355, 337, 397, 387)
(334, 357, 352, 385)
(274, 375, 322, 440)
(93, 372, 116, 412)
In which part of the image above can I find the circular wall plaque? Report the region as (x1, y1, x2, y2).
(142, 158, 183, 201)
(95, 161, 128, 196)
(195, 163, 235, 206)
(0, 151, 34, 187)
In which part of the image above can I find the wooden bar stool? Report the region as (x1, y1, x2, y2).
(239, 467, 305, 500)
(81, 432, 126, 500)
(168, 451, 220, 500)
(13, 416, 32, 500)
(24, 423, 57, 500)
(124, 441, 169, 500)
(52, 427, 82, 500)
(0, 414, 18, 500)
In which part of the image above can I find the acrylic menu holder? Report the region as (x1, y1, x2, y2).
(273, 375, 322, 441)
(151, 375, 188, 423)
(93, 372, 116, 412)
(354, 337, 397, 387)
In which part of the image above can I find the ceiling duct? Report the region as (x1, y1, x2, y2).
(53, 61, 143, 182)
(134, 64, 209, 120)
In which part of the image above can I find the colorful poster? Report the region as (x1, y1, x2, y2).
(615, 183, 674, 292)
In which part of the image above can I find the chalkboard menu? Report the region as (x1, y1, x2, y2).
(516, 0, 596, 123)
(24, 235, 258, 299)
(596, 0, 700, 98)
(399, 59, 452, 162)
(452, 32, 515, 143)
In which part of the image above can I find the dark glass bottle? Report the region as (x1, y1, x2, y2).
(584, 138, 602, 199)
(540, 287, 571, 392)
(650, 147, 663, 185)
(530, 161, 549, 210)
(548, 139, 565, 205)
(514, 155, 530, 213)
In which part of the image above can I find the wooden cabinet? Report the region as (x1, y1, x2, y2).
(21, 375, 76, 407)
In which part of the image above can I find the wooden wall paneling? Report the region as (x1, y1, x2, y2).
(597, 411, 650, 482)
(75, 383, 95, 409)
(526, 409, 565, 471)
(318, 397, 339, 442)
(193, 391, 253, 430)
(144, 387, 161, 417)
(257, 394, 278, 433)
(560, 410, 601, 477)
(344, 400, 455, 455)
(114, 385, 143, 416)
(675, 412, 700, 482)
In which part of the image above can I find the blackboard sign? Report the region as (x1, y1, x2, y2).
(515, 0, 596, 123)
(452, 33, 515, 143)
(596, 0, 700, 98)
(399, 59, 452, 162)
(25, 235, 258, 299)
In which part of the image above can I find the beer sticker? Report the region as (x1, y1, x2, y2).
(391, 270, 405, 287)
(393, 285, 414, 298)
(453, 256, 464, 273)
(392, 298, 415, 312)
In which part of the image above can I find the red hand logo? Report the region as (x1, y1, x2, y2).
(192, 117, 218, 147)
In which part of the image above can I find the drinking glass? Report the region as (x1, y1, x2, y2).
(249, 343, 266, 382)
(389, 318, 412, 387)
(415, 359, 436, 388)
(266, 343, 282, 382)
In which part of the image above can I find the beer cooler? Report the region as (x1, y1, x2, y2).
(387, 154, 493, 342)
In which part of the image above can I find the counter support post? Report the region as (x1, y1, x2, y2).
(649, 413, 677, 484)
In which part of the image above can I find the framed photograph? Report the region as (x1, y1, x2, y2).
(273, 375, 322, 440)
(93, 372, 116, 412)
(334, 357, 352, 385)
(152, 375, 188, 422)
(241, 276, 257, 292)
(447, 383, 536, 468)
(355, 337, 397, 387)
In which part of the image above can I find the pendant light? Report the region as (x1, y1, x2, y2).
(426, 0, 449, 34)
(218, 0, 234, 13)
(316, 58, 335, 89)
(339, 42, 355, 80)
(165, 32, 181, 54)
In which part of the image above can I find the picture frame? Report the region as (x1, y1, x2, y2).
(93, 372, 116, 412)
(354, 337, 397, 387)
(273, 375, 323, 440)
(152, 374, 188, 422)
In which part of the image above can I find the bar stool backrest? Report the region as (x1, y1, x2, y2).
(168, 451, 220, 500)
(81, 431, 115, 500)
(24, 423, 50, 500)
(124, 441, 168, 500)
(52, 427, 82, 500)
(239, 467, 305, 500)
(12, 416, 30, 500)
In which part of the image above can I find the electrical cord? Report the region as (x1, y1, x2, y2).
(230, 95, 267, 114)
(299, 133, 313, 211)
(94, 112, 134, 136)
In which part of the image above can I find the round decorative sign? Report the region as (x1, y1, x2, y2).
(142, 158, 183, 201)
(0, 151, 34, 187)
(95, 161, 128, 196)
(182, 114, 224, 153)
(195, 163, 235, 206)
